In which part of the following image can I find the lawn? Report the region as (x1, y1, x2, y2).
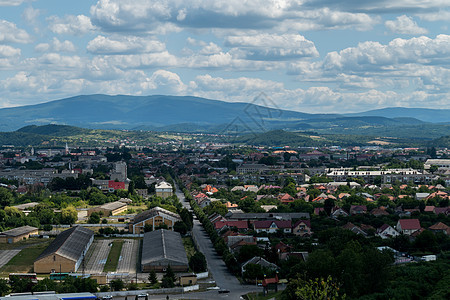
(243, 291, 284, 300)
(0, 241, 51, 274)
(182, 236, 196, 260)
(103, 240, 124, 272)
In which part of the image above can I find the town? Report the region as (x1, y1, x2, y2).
(0, 140, 448, 300)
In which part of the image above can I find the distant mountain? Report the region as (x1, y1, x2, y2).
(0, 94, 320, 132)
(346, 107, 450, 123)
(0, 95, 448, 141)
(17, 124, 90, 136)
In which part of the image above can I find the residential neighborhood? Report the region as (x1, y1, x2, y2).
(0, 142, 449, 299)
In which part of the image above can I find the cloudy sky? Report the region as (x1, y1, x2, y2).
(0, 0, 449, 113)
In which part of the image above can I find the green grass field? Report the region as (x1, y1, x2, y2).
(182, 236, 196, 260)
(0, 241, 50, 274)
(103, 240, 124, 272)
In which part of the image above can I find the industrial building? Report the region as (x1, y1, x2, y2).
(87, 200, 127, 217)
(129, 206, 181, 234)
(141, 229, 189, 272)
(155, 181, 173, 198)
(34, 226, 94, 273)
(0, 226, 39, 244)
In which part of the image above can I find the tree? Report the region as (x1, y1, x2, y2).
(204, 201, 227, 216)
(149, 270, 158, 285)
(161, 265, 176, 288)
(88, 212, 100, 224)
(0, 187, 13, 208)
(110, 279, 124, 291)
(61, 206, 78, 224)
(295, 276, 345, 300)
(144, 224, 153, 232)
(189, 252, 207, 273)
(324, 198, 334, 216)
(0, 279, 10, 296)
(237, 245, 264, 263)
(32, 278, 56, 292)
(174, 221, 188, 235)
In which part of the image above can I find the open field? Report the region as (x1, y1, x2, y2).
(0, 241, 50, 274)
(182, 236, 196, 260)
(103, 240, 124, 272)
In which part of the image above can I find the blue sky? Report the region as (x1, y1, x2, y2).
(0, 0, 449, 113)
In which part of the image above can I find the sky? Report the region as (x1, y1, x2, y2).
(0, 0, 449, 113)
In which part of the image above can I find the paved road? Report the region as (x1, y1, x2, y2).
(175, 185, 260, 299)
(0, 250, 20, 269)
(85, 240, 112, 273)
(117, 239, 139, 273)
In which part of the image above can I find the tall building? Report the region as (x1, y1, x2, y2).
(110, 161, 127, 182)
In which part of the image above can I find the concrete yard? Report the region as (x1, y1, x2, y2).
(0, 250, 21, 269)
(116, 239, 139, 274)
(84, 240, 112, 273)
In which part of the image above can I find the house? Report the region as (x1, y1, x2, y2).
(34, 226, 94, 273)
(129, 206, 181, 234)
(87, 201, 127, 217)
(434, 207, 450, 215)
(314, 207, 325, 215)
(0, 226, 39, 244)
(292, 219, 312, 237)
(377, 224, 400, 239)
(141, 229, 188, 272)
(428, 222, 450, 235)
(260, 205, 277, 212)
(342, 222, 367, 236)
(350, 205, 367, 215)
(396, 219, 421, 235)
(254, 220, 292, 234)
(278, 193, 294, 204)
(424, 205, 435, 212)
(371, 208, 389, 217)
(214, 220, 248, 231)
(331, 207, 348, 218)
(415, 193, 430, 200)
(108, 180, 126, 191)
(155, 181, 173, 198)
(241, 256, 279, 275)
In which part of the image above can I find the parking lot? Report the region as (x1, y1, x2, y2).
(116, 239, 139, 274)
(84, 240, 112, 273)
(0, 250, 21, 269)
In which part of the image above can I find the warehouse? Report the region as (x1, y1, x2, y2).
(129, 206, 181, 234)
(0, 226, 39, 244)
(34, 226, 94, 273)
(141, 229, 188, 272)
(87, 200, 127, 217)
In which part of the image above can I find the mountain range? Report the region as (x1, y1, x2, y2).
(0, 95, 448, 139)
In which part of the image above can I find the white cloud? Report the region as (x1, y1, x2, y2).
(225, 33, 318, 60)
(302, 0, 450, 14)
(0, 0, 25, 6)
(385, 15, 428, 35)
(0, 45, 21, 57)
(89, 0, 378, 33)
(87, 35, 165, 54)
(416, 10, 450, 21)
(22, 6, 41, 28)
(34, 38, 76, 53)
(48, 15, 95, 35)
(140, 70, 187, 93)
(0, 20, 31, 43)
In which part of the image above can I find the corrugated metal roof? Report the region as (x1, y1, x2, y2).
(35, 226, 94, 262)
(0, 226, 38, 237)
(141, 229, 188, 267)
(98, 201, 127, 211)
(132, 207, 181, 225)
